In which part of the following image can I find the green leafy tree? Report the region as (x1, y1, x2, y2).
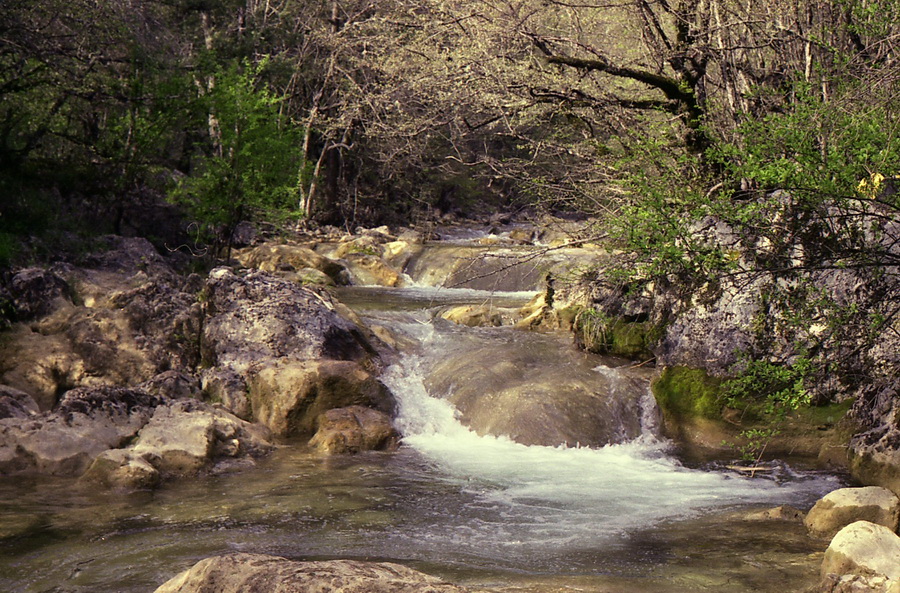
(169, 59, 306, 258)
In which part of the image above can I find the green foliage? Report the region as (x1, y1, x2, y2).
(608, 136, 740, 283)
(732, 427, 780, 463)
(0, 231, 16, 267)
(169, 59, 306, 251)
(721, 356, 815, 463)
(711, 84, 900, 207)
(722, 357, 813, 420)
(652, 367, 723, 421)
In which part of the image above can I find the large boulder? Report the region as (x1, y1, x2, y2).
(308, 406, 399, 454)
(202, 268, 378, 374)
(341, 253, 406, 287)
(0, 240, 201, 410)
(80, 399, 272, 489)
(153, 553, 478, 593)
(236, 243, 349, 285)
(130, 399, 272, 475)
(7, 267, 72, 320)
(0, 386, 166, 476)
(425, 341, 647, 447)
(805, 486, 900, 537)
(0, 385, 40, 419)
(246, 359, 395, 438)
(821, 521, 900, 582)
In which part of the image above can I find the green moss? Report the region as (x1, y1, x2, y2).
(608, 322, 650, 358)
(790, 398, 854, 426)
(556, 305, 583, 330)
(574, 308, 662, 359)
(652, 366, 723, 420)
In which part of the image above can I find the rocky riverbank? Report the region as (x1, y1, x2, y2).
(2, 217, 900, 592)
(0, 233, 401, 489)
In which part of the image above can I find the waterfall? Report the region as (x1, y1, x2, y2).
(376, 315, 840, 554)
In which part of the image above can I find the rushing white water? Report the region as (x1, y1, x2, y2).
(373, 313, 841, 559)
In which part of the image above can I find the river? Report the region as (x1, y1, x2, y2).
(0, 231, 842, 592)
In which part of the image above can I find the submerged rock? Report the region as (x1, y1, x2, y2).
(153, 553, 478, 593)
(805, 486, 900, 537)
(309, 405, 399, 454)
(744, 504, 805, 522)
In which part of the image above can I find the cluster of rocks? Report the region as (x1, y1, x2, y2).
(0, 217, 590, 492)
(800, 486, 900, 592)
(0, 233, 403, 491)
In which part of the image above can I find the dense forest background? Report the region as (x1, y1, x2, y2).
(1, 0, 898, 265)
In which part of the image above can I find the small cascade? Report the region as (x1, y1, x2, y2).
(0, 232, 847, 593)
(364, 301, 840, 560)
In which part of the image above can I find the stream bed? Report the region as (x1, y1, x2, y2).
(0, 238, 844, 593)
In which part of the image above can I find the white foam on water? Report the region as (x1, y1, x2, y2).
(381, 352, 841, 549)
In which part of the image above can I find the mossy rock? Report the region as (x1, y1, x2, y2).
(574, 309, 662, 359)
(652, 366, 723, 421)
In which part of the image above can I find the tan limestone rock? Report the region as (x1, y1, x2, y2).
(805, 486, 900, 537)
(309, 406, 399, 454)
(247, 359, 395, 438)
(154, 553, 479, 593)
(822, 521, 900, 582)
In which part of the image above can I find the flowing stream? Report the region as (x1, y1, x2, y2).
(0, 233, 843, 592)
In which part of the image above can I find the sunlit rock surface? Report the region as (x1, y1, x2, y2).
(247, 359, 395, 438)
(154, 553, 480, 593)
(805, 486, 900, 537)
(309, 405, 399, 454)
(821, 521, 900, 584)
(236, 243, 349, 285)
